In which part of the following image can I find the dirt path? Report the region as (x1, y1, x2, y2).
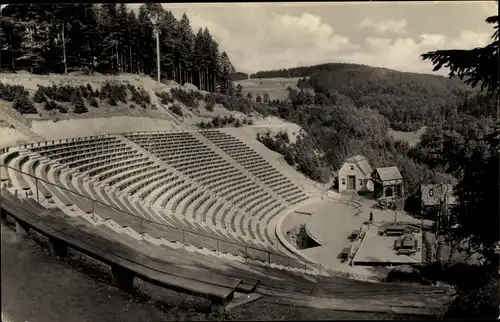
(1, 221, 170, 322)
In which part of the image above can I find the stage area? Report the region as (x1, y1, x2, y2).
(288, 192, 428, 274)
(304, 199, 362, 245)
(352, 224, 423, 266)
(295, 198, 365, 270)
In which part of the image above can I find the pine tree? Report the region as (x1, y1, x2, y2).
(178, 13, 194, 85)
(218, 51, 235, 94)
(0, 3, 238, 89)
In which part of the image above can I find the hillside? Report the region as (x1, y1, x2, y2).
(242, 63, 476, 132)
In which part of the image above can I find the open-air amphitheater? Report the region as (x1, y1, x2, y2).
(0, 84, 452, 317)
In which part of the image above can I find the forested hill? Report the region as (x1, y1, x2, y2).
(253, 63, 476, 131)
(0, 4, 235, 93)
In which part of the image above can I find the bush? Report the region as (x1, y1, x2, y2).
(108, 97, 117, 106)
(13, 94, 37, 114)
(33, 86, 47, 103)
(0, 83, 30, 102)
(131, 86, 150, 106)
(170, 88, 198, 109)
(43, 100, 58, 111)
(100, 81, 127, 103)
(58, 105, 68, 114)
(57, 85, 74, 102)
(89, 97, 99, 108)
(129, 104, 135, 109)
(74, 100, 88, 114)
(206, 100, 215, 112)
(169, 104, 183, 117)
(156, 92, 173, 105)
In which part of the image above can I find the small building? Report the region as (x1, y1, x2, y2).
(420, 184, 456, 208)
(420, 184, 456, 224)
(338, 155, 373, 193)
(371, 167, 404, 199)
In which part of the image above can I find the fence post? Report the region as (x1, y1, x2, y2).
(91, 200, 95, 221)
(140, 219, 144, 241)
(244, 246, 248, 262)
(182, 229, 186, 245)
(35, 177, 39, 202)
(268, 252, 271, 266)
(216, 239, 220, 255)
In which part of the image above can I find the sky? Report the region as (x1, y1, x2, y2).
(2, 2, 497, 75)
(149, 1, 497, 75)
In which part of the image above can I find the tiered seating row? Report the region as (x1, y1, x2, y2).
(202, 130, 309, 205)
(2, 130, 310, 266)
(123, 132, 288, 247)
(4, 148, 301, 266)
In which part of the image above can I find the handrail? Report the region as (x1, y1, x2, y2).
(0, 163, 321, 272)
(0, 194, 239, 303)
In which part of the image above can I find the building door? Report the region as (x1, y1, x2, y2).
(347, 175, 356, 190)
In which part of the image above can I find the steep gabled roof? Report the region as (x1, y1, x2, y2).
(344, 155, 373, 177)
(375, 167, 403, 181)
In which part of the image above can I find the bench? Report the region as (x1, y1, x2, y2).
(0, 190, 241, 312)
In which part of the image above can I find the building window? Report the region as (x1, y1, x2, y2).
(341, 178, 346, 185)
(359, 179, 363, 186)
(350, 165, 354, 170)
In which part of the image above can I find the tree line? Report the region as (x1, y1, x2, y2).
(0, 3, 236, 93)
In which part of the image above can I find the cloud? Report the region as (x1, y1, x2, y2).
(358, 18, 408, 34)
(336, 30, 492, 74)
(183, 11, 358, 73)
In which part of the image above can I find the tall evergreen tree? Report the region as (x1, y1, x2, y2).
(0, 3, 236, 92)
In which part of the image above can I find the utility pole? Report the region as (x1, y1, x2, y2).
(150, 14, 161, 83)
(428, 182, 449, 262)
(155, 27, 160, 83)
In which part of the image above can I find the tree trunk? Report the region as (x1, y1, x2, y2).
(129, 44, 132, 73)
(115, 41, 119, 73)
(198, 70, 202, 90)
(178, 61, 181, 84)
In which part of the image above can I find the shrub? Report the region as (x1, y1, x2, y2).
(43, 100, 58, 111)
(129, 104, 135, 109)
(234, 119, 242, 127)
(73, 100, 88, 114)
(57, 85, 74, 102)
(108, 97, 117, 106)
(100, 81, 127, 103)
(58, 105, 68, 114)
(86, 84, 93, 95)
(170, 88, 197, 108)
(13, 94, 37, 114)
(70, 90, 82, 105)
(131, 87, 150, 106)
(284, 150, 295, 165)
(169, 104, 183, 117)
(33, 86, 47, 103)
(0, 83, 29, 102)
(89, 97, 99, 108)
(205, 100, 215, 112)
